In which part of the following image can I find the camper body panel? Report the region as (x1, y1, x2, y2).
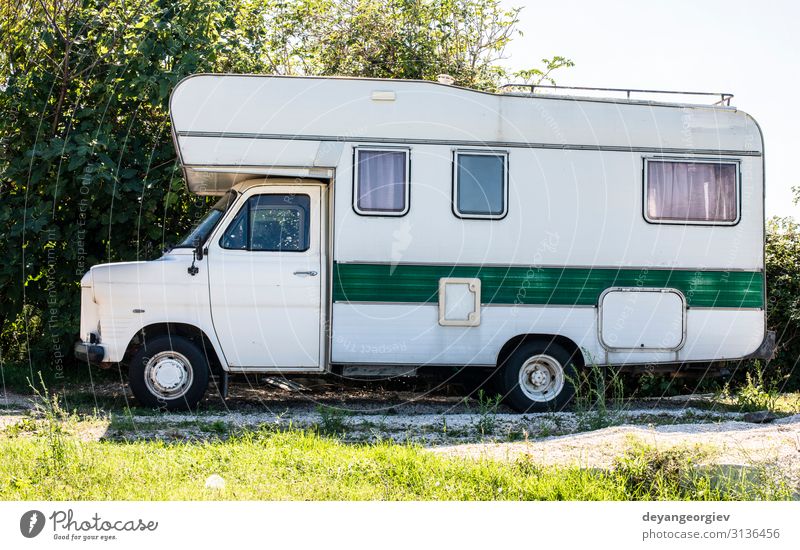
(331, 148, 762, 271)
(170, 75, 760, 162)
(330, 304, 764, 366)
(171, 75, 765, 371)
(78, 75, 767, 381)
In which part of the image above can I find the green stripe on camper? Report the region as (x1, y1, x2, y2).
(332, 263, 764, 309)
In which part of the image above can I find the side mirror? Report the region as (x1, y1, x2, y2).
(188, 238, 204, 276)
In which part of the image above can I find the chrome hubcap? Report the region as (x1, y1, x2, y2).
(144, 351, 193, 399)
(518, 354, 565, 403)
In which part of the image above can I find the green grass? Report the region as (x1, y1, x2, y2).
(614, 439, 789, 501)
(315, 405, 351, 437)
(0, 428, 790, 501)
(0, 375, 793, 501)
(769, 392, 800, 414)
(713, 361, 800, 415)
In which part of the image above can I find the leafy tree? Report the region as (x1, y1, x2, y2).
(0, 0, 572, 386)
(1, 0, 249, 384)
(513, 56, 575, 86)
(307, 0, 522, 89)
(765, 217, 800, 390)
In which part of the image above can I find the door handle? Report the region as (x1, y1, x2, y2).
(293, 271, 318, 277)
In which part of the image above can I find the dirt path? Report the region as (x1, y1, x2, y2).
(431, 415, 800, 492)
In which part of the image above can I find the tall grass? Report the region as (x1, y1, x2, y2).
(570, 362, 626, 430)
(28, 374, 76, 476)
(465, 389, 503, 436)
(315, 405, 351, 436)
(730, 361, 780, 412)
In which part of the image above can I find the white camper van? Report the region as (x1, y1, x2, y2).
(74, 75, 773, 411)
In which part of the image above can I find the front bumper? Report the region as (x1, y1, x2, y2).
(74, 341, 106, 366)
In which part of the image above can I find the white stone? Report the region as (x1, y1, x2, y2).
(205, 474, 226, 490)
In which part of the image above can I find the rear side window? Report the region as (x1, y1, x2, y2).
(453, 151, 508, 219)
(645, 159, 739, 224)
(221, 194, 310, 251)
(353, 148, 410, 216)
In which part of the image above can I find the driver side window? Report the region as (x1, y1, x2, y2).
(220, 194, 311, 252)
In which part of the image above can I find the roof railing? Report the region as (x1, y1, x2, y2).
(498, 84, 734, 106)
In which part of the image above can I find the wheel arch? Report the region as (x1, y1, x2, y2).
(124, 322, 225, 375)
(496, 334, 586, 370)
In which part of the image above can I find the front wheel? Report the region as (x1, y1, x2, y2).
(128, 335, 209, 410)
(499, 340, 579, 412)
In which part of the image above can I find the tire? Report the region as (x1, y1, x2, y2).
(499, 339, 580, 412)
(128, 335, 209, 410)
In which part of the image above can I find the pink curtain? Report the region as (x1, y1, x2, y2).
(647, 161, 736, 222)
(357, 150, 406, 212)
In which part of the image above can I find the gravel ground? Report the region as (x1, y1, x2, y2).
(431, 415, 800, 484)
(3, 380, 799, 493)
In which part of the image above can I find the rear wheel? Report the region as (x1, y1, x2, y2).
(129, 335, 209, 410)
(499, 340, 579, 412)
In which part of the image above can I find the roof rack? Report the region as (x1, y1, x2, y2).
(498, 84, 734, 106)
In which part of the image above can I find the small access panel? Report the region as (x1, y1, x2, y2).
(599, 287, 686, 351)
(438, 278, 481, 327)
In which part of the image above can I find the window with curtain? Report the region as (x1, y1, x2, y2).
(454, 152, 507, 219)
(354, 148, 409, 215)
(646, 160, 738, 224)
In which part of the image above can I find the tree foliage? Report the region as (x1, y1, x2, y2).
(0, 0, 570, 380)
(765, 217, 800, 389)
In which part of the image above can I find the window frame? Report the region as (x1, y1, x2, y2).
(175, 190, 238, 249)
(218, 193, 311, 252)
(452, 149, 509, 220)
(642, 156, 741, 227)
(352, 146, 411, 217)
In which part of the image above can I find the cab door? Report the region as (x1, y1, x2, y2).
(208, 184, 323, 369)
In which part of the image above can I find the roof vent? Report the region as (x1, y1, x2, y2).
(371, 90, 396, 101)
(437, 74, 455, 85)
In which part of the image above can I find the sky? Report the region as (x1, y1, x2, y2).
(500, 0, 799, 218)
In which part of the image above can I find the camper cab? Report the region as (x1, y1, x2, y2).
(74, 75, 771, 411)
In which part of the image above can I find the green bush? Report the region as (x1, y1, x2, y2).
(763, 217, 800, 391)
(731, 361, 779, 412)
(629, 217, 800, 398)
(0, 1, 569, 389)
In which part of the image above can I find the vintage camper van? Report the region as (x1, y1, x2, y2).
(74, 75, 772, 411)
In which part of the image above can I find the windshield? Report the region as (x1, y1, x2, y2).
(176, 190, 237, 248)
